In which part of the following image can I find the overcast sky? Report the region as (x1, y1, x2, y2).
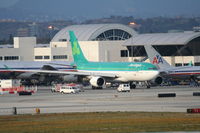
(0, 0, 200, 19)
(0, 0, 19, 7)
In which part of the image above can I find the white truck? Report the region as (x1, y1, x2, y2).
(59, 85, 79, 94)
(51, 83, 83, 93)
(117, 84, 130, 92)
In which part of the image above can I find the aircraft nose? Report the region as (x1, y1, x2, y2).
(153, 71, 159, 77)
(152, 70, 159, 78)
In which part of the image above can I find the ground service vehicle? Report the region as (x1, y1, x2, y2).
(0, 79, 37, 95)
(59, 85, 79, 94)
(51, 84, 62, 92)
(117, 84, 130, 92)
(51, 83, 83, 92)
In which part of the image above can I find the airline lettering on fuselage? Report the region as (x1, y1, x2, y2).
(152, 55, 163, 64)
(128, 64, 142, 67)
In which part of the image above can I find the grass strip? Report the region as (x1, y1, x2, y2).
(0, 112, 200, 133)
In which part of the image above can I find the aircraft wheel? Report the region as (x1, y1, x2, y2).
(130, 84, 136, 89)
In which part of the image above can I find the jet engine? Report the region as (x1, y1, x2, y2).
(152, 76, 163, 85)
(89, 77, 105, 87)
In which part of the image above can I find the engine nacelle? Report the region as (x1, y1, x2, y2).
(152, 76, 163, 85)
(89, 77, 105, 87)
(61, 75, 78, 82)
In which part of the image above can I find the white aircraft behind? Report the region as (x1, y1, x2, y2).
(0, 61, 76, 85)
(144, 45, 200, 84)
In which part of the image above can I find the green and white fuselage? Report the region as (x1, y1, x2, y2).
(76, 61, 158, 82)
(69, 31, 159, 85)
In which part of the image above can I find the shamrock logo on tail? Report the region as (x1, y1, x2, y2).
(72, 41, 80, 55)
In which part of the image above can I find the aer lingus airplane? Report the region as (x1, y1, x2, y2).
(67, 31, 159, 88)
(7, 31, 159, 88)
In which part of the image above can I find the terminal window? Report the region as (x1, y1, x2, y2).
(35, 56, 43, 59)
(44, 56, 50, 59)
(127, 46, 146, 57)
(4, 56, 19, 61)
(53, 55, 67, 59)
(121, 50, 128, 57)
(94, 29, 132, 41)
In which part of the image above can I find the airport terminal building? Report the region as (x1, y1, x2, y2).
(124, 31, 200, 66)
(0, 23, 200, 66)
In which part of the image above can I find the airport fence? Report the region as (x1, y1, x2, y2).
(0, 104, 89, 115)
(0, 107, 39, 115)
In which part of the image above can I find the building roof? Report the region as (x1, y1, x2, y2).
(0, 44, 13, 48)
(123, 32, 200, 46)
(34, 44, 49, 48)
(51, 24, 137, 42)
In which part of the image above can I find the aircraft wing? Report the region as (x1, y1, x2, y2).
(6, 69, 118, 78)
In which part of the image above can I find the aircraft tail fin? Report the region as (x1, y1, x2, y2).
(69, 31, 88, 64)
(188, 61, 193, 66)
(3, 65, 9, 69)
(144, 45, 171, 69)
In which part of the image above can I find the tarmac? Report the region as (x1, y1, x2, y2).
(0, 86, 200, 115)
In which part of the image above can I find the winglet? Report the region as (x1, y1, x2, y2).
(188, 61, 193, 66)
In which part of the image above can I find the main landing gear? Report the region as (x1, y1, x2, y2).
(129, 81, 151, 89)
(190, 76, 199, 87)
(129, 82, 136, 89)
(145, 81, 151, 89)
